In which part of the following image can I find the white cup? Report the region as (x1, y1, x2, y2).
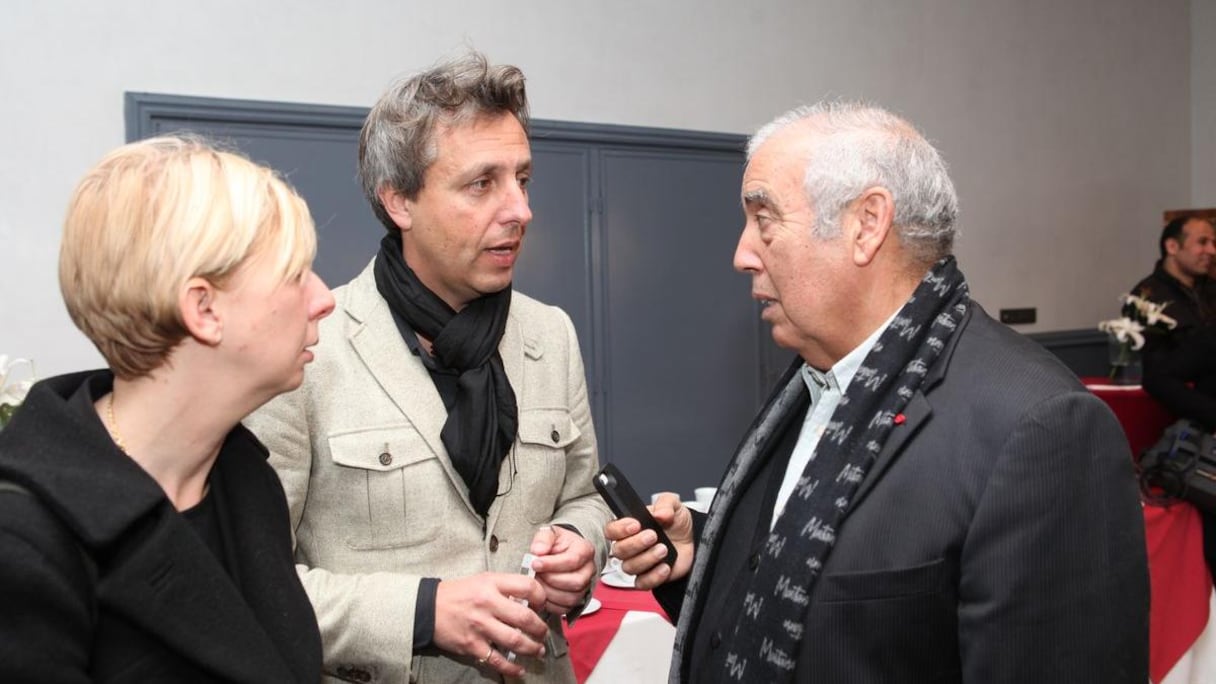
(695, 487, 718, 505)
(652, 491, 682, 505)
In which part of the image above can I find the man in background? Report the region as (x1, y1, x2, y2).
(1138, 216, 1216, 584)
(1133, 216, 1216, 359)
(247, 52, 610, 683)
(607, 101, 1148, 683)
(1138, 215, 1216, 422)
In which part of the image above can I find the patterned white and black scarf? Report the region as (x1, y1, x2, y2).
(671, 256, 970, 683)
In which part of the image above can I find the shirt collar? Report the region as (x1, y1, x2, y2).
(800, 309, 899, 396)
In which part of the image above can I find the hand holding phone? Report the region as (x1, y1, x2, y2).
(593, 464, 678, 568)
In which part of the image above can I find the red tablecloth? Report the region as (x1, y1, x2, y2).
(1081, 377, 1175, 456)
(1084, 378, 1216, 682)
(1145, 502, 1212, 682)
(564, 581, 670, 682)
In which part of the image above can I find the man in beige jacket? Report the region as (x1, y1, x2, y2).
(246, 52, 611, 683)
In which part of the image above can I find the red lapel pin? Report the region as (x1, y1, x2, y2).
(893, 413, 906, 425)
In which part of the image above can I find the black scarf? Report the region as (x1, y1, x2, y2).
(373, 233, 518, 518)
(672, 256, 971, 683)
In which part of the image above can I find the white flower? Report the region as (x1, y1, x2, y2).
(1099, 317, 1146, 350)
(1120, 294, 1178, 330)
(0, 355, 34, 408)
(1140, 302, 1177, 330)
(1122, 293, 1151, 311)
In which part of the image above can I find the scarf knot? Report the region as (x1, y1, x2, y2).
(373, 233, 518, 518)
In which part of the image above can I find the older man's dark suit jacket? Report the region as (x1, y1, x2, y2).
(0, 371, 322, 682)
(659, 304, 1149, 683)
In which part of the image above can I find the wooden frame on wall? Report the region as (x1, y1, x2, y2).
(1164, 208, 1216, 223)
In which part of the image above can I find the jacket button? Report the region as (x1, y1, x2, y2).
(749, 553, 760, 571)
(378, 452, 392, 466)
(551, 429, 560, 443)
(489, 535, 500, 552)
(710, 632, 722, 649)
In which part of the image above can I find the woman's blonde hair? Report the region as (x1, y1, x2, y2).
(59, 135, 317, 378)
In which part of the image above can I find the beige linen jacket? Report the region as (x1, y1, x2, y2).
(245, 260, 611, 684)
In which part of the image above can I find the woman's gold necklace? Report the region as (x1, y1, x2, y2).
(106, 393, 128, 454)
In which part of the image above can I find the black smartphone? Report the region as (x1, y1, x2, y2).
(593, 463, 678, 567)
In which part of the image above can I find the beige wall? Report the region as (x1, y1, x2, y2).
(1194, 0, 1216, 207)
(0, 0, 1200, 374)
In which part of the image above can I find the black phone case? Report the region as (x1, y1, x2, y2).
(593, 463, 678, 567)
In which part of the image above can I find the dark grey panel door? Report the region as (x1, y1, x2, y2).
(145, 118, 380, 288)
(599, 149, 765, 498)
(517, 142, 594, 361)
(518, 141, 601, 444)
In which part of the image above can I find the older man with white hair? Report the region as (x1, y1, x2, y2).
(607, 102, 1148, 683)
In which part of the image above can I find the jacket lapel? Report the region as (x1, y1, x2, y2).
(98, 506, 296, 682)
(485, 311, 534, 533)
(498, 309, 528, 403)
(846, 304, 973, 513)
(214, 432, 321, 681)
(342, 262, 475, 517)
(848, 391, 931, 510)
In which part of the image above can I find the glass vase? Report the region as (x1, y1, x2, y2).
(1106, 336, 1142, 385)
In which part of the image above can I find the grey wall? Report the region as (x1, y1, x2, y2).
(0, 0, 1205, 378)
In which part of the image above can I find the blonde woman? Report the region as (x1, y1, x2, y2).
(0, 136, 334, 681)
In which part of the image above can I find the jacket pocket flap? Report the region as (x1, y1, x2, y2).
(518, 409, 581, 449)
(816, 557, 948, 602)
(327, 425, 435, 471)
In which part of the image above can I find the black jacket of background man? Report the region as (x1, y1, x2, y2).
(1132, 260, 1216, 360)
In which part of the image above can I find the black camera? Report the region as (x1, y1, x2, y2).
(1139, 419, 1216, 513)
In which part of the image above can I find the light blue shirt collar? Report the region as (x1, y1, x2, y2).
(799, 310, 896, 399)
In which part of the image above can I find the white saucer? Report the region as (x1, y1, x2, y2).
(683, 500, 708, 513)
(600, 570, 637, 589)
(581, 597, 602, 616)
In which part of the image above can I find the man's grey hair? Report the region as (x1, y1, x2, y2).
(358, 51, 529, 232)
(748, 101, 958, 263)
